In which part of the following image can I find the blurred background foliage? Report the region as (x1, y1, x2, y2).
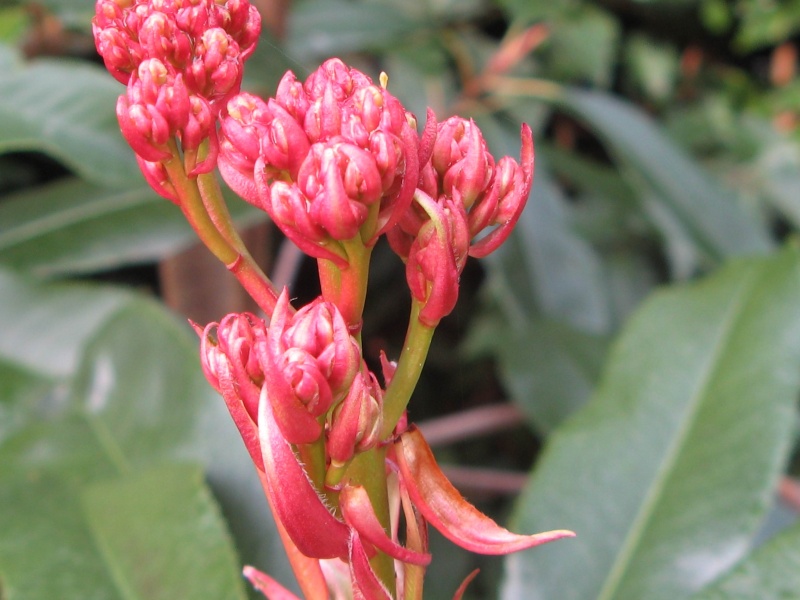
(0, 0, 800, 599)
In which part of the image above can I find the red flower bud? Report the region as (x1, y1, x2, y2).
(405, 193, 469, 327)
(218, 92, 272, 203)
(136, 156, 178, 202)
(260, 290, 361, 444)
(198, 315, 267, 469)
(469, 124, 534, 258)
(431, 117, 494, 209)
(296, 140, 383, 241)
(327, 368, 383, 466)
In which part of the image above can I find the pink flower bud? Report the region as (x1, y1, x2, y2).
(431, 117, 494, 209)
(304, 82, 344, 142)
(139, 10, 192, 69)
(218, 92, 271, 203)
(274, 70, 310, 123)
(186, 27, 243, 105)
(260, 290, 361, 444)
(405, 193, 469, 327)
(468, 124, 534, 258)
(260, 100, 311, 178)
(296, 140, 383, 241)
(198, 314, 268, 468)
(116, 96, 172, 162)
(136, 156, 178, 202)
(327, 368, 383, 466)
(257, 177, 349, 265)
(304, 58, 367, 103)
(94, 26, 143, 84)
(222, 0, 261, 60)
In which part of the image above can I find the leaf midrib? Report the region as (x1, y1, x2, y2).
(595, 267, 758, 600)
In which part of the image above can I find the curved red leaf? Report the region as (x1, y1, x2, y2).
(395, 426, 575, 555)
(340, 485, 431, 567)
(259, 393, 350, 559)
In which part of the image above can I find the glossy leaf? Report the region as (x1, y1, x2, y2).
(81, 464, 247, 600)
(501, 246, 800, 600)
(0, 268, 132, 377)
(287, 0, 422, 62)
(0, 466, 247, 600)
(0, 272, 295, 593)
(691, 519, 800, 599)
(0, 44, 139, 187)
(0, 178, 264, 278)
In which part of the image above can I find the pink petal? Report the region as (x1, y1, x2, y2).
(452, 569, 480, 600)
(395, 427, 575, 555)
(348, 531, 393, 600)
(243, 566, 303, 600)
(258, 393, 350, 559)
(340, 485, 432, 567)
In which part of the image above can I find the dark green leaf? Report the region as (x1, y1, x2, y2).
(0, 44, 138, 187)
(495, 318, 608, 434)
(287, 0, 423, 63)
(692, 519, 800, 599)
(554, 87, 773, 262)
(501, 246, 800, 600)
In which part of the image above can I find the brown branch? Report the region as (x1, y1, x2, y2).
(416, 403, 526, 448)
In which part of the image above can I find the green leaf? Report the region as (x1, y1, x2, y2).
(0, 272, 295, 593)
(501, 245, 800, 600)
(287, 0, 423, 63)
(691, 519, 800, 599)
(553, 87, 773, 263)
(0, 475, 123, 600)
(0, 466, 247, 600)
(81, 464, 247, 600)
(545, 7, 620, 87)
(0, 178, 264, 278)
(495, 318, 608, 435)
(0, 44, 138, 187)
(0, 268, 133, 377)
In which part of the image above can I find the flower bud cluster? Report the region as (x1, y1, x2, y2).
(219, 59, 420, 264)
(199, 290, 382, 470)
(93, 0, 261, 176)
(388, 115, 534, 325)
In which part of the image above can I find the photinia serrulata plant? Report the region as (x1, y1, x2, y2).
(92, 1, 574, 597)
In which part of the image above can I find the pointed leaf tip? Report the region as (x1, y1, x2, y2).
(340, 484, 432, 567)
(395, 427, 575, 555)
(243, 566, 303, 600)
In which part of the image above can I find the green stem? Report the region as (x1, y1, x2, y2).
(163, 142, 279, 315)
(318, 237, 372, 336)
(379, 300, 436, 440)
(347, 447, 395, 593)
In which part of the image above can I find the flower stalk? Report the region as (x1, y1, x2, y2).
(93, 2, 572, 597)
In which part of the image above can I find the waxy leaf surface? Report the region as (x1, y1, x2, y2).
(691, 519, 800, 599)
(501, 246, 800, 600)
